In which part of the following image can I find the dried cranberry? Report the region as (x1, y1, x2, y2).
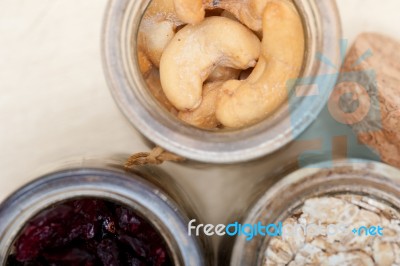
(7, 198, 173, 266)
(15, 222, 66, 260)
(151, 247, 168, 266)
(119, 235, 149, 257)
(42, 248, 96, 265)
(96, 239, 119, 266)
(130, 257, 146, 266)
(116, 207, 141, 234)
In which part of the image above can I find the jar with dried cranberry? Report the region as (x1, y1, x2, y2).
(0, 159, 211, 266)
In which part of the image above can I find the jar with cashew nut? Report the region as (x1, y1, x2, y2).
(138, 0, 305, 130)
(104, 0, 340, 162)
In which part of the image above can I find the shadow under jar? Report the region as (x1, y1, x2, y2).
(221, 160, 400, 265)
(102, 0, 342, 163)
(0, 161, 211, 265)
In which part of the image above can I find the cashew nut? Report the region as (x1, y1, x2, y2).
(216, 0, 304, 128)
(138, 49, 153, 76)
(177, 0, 272, 33)
(143, 0, 178, 20)
(146, 0, 268, 31)
(137, 0, 267, 74)
(145, 69, 178, 114)
(180, 0, 271, 32)
(138, 0, 304, 130)
(207, 66, 241, 82)
(206, 11, 242, 83)
(178, 82, 222, 129)
(179, 68, 240, 129)
(160, 16, 261, 111)
(138, 0, 183, 73)
(138, 20, 176, 69)
(173, 0, 205, 24)
(138, 0, 218, 74)
(215, 0, 271, 33)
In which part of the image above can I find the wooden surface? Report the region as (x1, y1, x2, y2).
(1, 0, 400, 252)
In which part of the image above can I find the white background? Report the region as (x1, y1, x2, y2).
(0, 0, 399, 250)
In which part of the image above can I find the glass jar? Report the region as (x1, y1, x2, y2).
(221, 160, 400, 265)
(102, 0, 342, 163)
(0, 159, 212, 265)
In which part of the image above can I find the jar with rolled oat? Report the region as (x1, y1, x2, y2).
(221, 160, 400, 266)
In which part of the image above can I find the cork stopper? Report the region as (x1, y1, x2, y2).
(342, 32, 400, 168)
